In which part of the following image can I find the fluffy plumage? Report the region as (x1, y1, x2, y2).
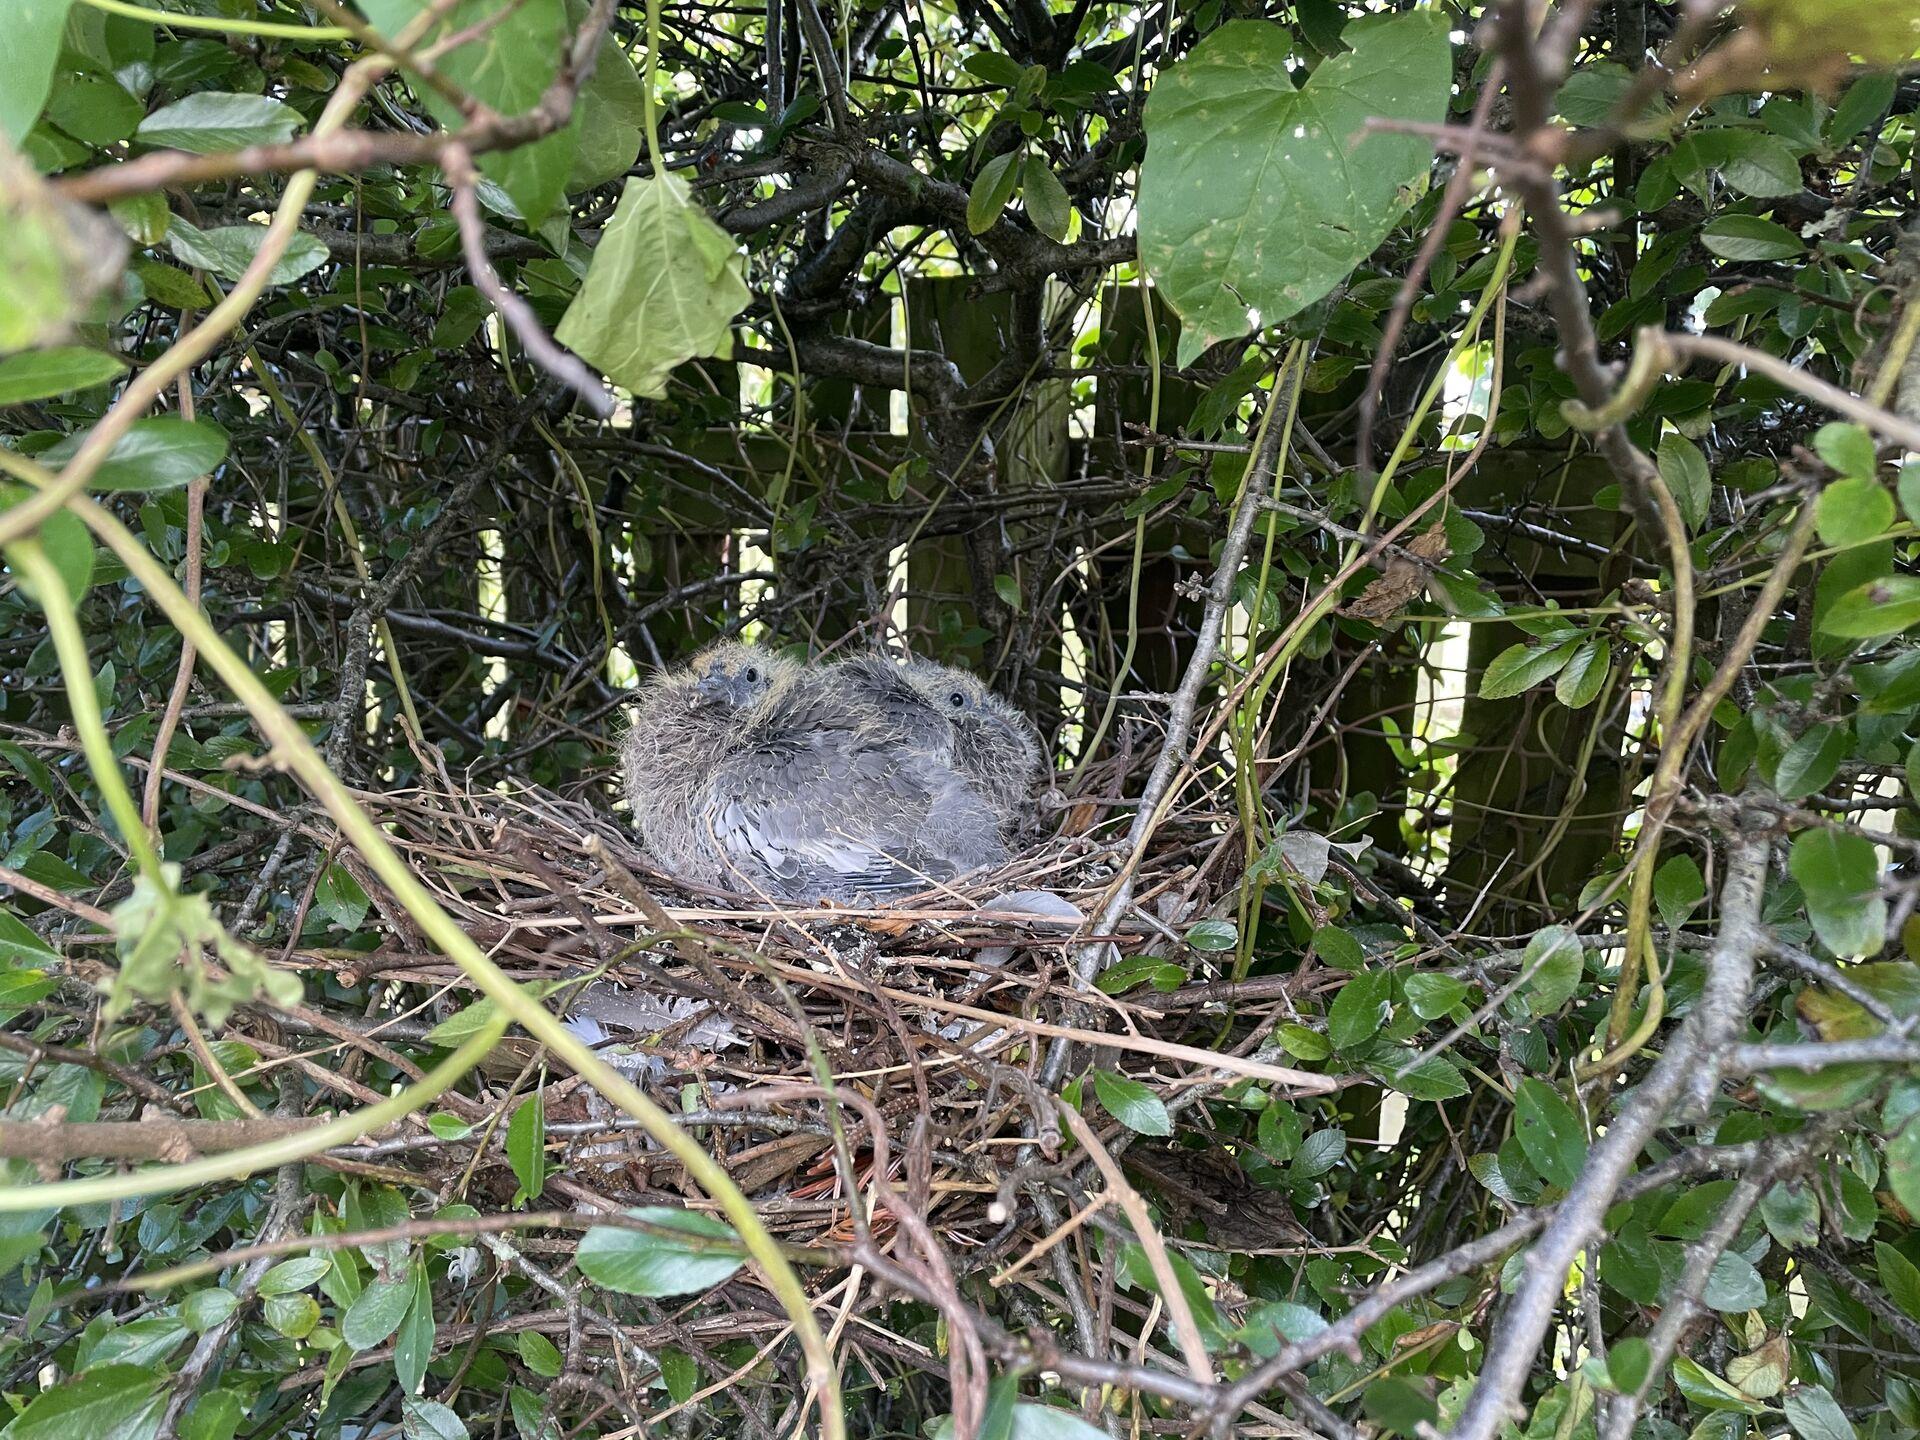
(828, 653, 1045, 837)
(621, 643, 1021, 902)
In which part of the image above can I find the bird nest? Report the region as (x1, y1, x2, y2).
(330, 770, 1317, 1251)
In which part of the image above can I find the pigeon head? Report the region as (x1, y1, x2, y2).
(686, 642, 796, 711)
(902, 660, 1045, 809)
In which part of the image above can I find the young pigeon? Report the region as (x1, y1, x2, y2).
(620, 640, 803, 887)
(621, 642, 1012, 902)
(827, 653, 1045, 839)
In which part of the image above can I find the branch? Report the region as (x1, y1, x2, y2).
(0, 1116, 325, 1164)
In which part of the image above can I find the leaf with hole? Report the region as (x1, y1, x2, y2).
(1513, 1078, 1586, 1189)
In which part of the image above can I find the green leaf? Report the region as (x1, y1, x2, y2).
(992, 572, 1023, 612)
(575, 1209, 746, 1296)
(565, 0, 646, 192)
(393, 1263, 433, 1396)
(1513, 1078, 1586, 1189)
(181, 1390, 243, 1440)
(359, 0, 576, 225)
(313, 864, 370, 933)
(1608, 1336, 1652, 1393)
(507, 1089, 547, 1202)
(0, 488, 94, 605)
(1021, 155, 1072, 242)
(0, 145, 127, 352)
(1717, 131, 1804, 198)
(1759, 1181, 1820, 1249)
(342, 1274, 415, 1351)
(0, 1364, 164, 1440)
(1784, 1385, 1858, 1440)
(257, 1254, 330, 1296)
(261, 1293, 318, 1339)
(1814, 422, 1878, 481)
(1772, 722, 1849, 801)
(1700, 215, 1803, 262)
(1673, 1355, 1765, 1414)
(1092, 1070, 1171, 1135)
(554, 173, 749, 401)
(1816, 477, 1893, 548)
(1311, 925, 1366, 971)
(0, 0, 76, 144)
(165, 217, 329, 287)
(1658, 432, 1712, 531)
(967, 150, 1020, 234)
(0, 346, 125, 405)
(517, 1329, 563, 1378)
(402, 1397, 469, 1440)
(1829, 73, 1897, 142)
(44, 417, 228, 493)
(1185, 918, 1238, 952)
(1521, 925, 1584, 1016)
(1377, 1052, 1469, 1101)
(1702, 1253, 1767, 1311)
(1290, 1126, 1345, 1179)
(135, 93, 304, 153)
(1889, 1122, 1920, 1222)
(1327, 969, 1391, 1050)
(1554, 638, 1611, 708)
(1138, 12, 1452, 365)
(1820, 575, 1920, 640)
(1789, 827, 1885, 958)
(1403, 972, 1467, 1019)
(1877, 1241, 1920, 1322)
(1479, 640, 1579, 699)
(1654, 855, 1706, 931)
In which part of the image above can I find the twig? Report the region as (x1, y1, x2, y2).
(445, 145, 613, 418)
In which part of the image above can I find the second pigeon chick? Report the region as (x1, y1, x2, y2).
(828, 653, 1045, 840)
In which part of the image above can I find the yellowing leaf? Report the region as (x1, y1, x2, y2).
(555, 174, 750, 400)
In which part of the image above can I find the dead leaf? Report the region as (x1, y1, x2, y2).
(1341, 520, 1450, 621)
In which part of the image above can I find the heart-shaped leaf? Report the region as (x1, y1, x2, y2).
(1139, 12, 1451, 364)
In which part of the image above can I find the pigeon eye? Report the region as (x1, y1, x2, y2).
(745, 666, 759, 683)
(948, 691, 966, 708)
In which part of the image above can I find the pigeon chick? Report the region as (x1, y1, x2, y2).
(829, 653, 1045, 839)
(620, 641, 802, 886)
(699, 671, 1007, 902)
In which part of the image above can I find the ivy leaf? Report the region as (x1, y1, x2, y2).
(359, 0, 576, 226)
(135, 93, 304, 153)
(1138, 12, 1452, 365)
(1789, 827, 1885, 957)
(575, 1209, 746, 1296)
(554, 174, 749, 401)
(1092, 1071, 1171, 1135)
(1513, 1078, 1586, 1189)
